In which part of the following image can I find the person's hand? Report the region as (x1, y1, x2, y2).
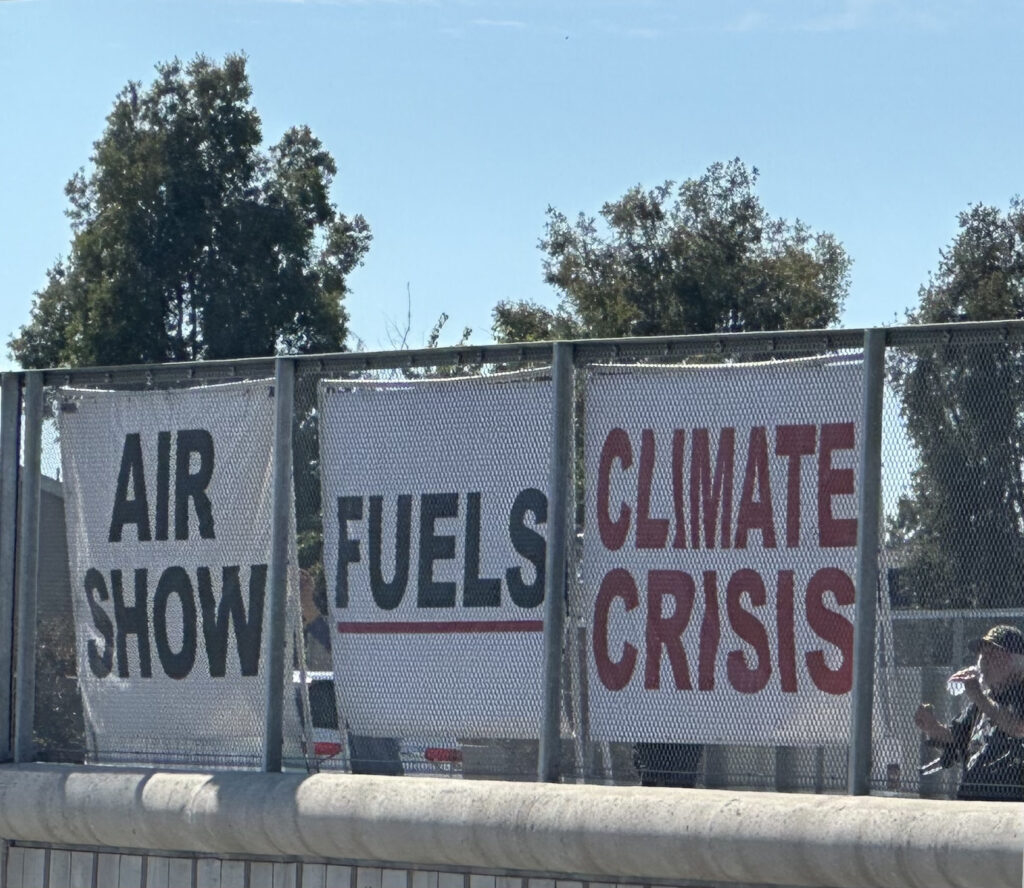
(949, 666, 983, 703)
(914, 702, 943, 736)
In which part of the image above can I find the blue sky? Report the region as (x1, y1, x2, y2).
(2, 0, 1023, 370)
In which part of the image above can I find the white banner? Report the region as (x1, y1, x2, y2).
(583, 358, 863, 745)
(59, 381, 296, 766)
(319, 374, 552, 738)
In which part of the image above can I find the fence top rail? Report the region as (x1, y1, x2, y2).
(4, 318, 1024, 385)
(890, 607, 1024, 621)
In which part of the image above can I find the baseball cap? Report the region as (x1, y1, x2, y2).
(968, 625, 1024, 656)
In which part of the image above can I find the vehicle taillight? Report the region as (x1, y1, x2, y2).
(424, 747, 462, 763)
(314, 741, 342, 759)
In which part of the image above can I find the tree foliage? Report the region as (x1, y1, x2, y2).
(10, 54, 371, 368)
(493, 159, 850, 342)
(888, 200, 1024, 609)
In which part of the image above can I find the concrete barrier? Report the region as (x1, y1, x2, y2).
(0, 763, 1021, 888)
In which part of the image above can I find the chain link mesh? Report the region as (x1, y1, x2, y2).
(32, 372, 307, 769)
(878, 333, 1024, 799)
(306, 364, 560, 779)
(572, 349, 863, 790)
(19, 325, 1024, 795)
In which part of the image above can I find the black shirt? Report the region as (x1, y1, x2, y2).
(938, 679, 1024, 801)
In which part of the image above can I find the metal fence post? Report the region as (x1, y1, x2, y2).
(263, 358, 294, 772)
(14, 371, 43, 763)
(538, 341, 573, 782)
(0, 373, 22, 762)
(848, 329, 886, 795)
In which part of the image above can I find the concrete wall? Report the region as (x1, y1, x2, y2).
(1, 764, 1022, 888)
(5, 848, 578, 888)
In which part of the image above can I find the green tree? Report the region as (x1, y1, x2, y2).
(10, 53, 371, 368)
(493, 159, 850, 341)
(888, 200, 1024, 609)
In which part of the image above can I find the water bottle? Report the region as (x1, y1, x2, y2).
(947, 665, 979, 696)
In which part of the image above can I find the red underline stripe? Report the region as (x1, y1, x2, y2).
(337, 620, 544, 635)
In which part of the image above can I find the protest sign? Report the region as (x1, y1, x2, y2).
(583, 358, 863, 745)
(60, 382, 299, 765)
(319, 374, 553, 738)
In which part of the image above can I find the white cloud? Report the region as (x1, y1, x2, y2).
(472, 18, 527, 29)
(625, 26, 660, 39)
(256, 0, 441, 6)
(714, 0, 954, 34)
(799, 0, 879, 33)
(728, 10, 768, 32)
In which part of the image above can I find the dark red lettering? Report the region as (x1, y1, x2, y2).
(775, 424, 816, 548)
(776, 570, 797, 692)
(698, 571, 720, 691)
(735, 426, 776, 549)
(818, 423, 856, 547)
(726, 569, 771, 693)
(593, 569, 639, 690)
(689, 428, 735, 549)
(644, 570, 695, 690)
(597, 429, 632, 551)
(805, 567, 855, 694)
(636, 429, 669, 549)
(671, 429, 687, 549)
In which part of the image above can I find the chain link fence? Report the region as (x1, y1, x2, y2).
(5, 322, 1024, 796)
(877, 327, 1024, 799)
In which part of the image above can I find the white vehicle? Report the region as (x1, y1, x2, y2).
(293, 671, 462, 776)
(293, 670, 346, 768)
